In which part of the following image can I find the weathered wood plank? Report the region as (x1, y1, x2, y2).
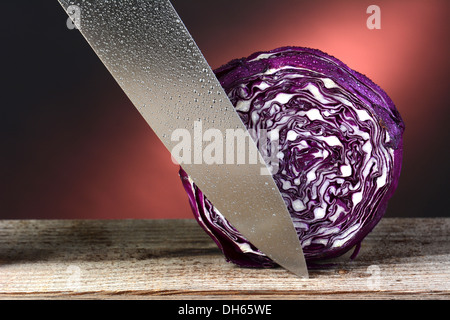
(0, 218, 449, 299)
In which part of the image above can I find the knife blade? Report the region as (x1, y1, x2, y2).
(58, 0, 308, 278)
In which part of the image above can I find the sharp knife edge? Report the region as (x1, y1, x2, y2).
(58, 0, 308, 278)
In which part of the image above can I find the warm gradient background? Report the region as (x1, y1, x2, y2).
(1, 0, 449, 219)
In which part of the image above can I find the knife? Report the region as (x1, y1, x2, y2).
(58, 0, 308, 278)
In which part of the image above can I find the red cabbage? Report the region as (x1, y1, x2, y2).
(179, 46, 404, 267)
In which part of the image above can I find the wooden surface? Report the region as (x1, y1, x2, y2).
(0, 218, 448, 299)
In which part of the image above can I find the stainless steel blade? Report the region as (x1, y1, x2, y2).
(58, 0, 308, 278)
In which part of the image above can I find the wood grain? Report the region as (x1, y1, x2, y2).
(0, 218, 448, 299)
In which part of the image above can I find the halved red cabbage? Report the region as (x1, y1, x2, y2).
(179, 46, 404, 267)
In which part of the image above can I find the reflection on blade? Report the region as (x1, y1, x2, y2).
(58, 0, 308, 278)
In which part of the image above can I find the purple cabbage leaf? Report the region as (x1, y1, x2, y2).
(179, 46, 404, 268)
